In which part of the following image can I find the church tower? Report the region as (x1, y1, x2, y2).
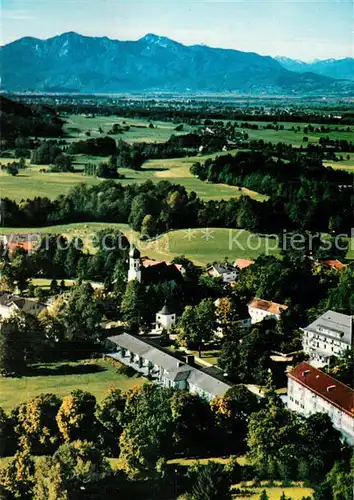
(128, 247, 142, 282)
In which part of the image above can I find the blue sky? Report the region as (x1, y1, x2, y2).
(1, 0, 353, 60)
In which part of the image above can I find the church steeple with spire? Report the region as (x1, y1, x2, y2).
(128, 247, 142, 282)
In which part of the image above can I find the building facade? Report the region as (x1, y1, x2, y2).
(248, 298, 288, 324)
(127, 247, 184, 284)
(287, 362, 354, 445)
(107, 333, 232, 401)
(301, 310, 353, 367)
(128, 247, 142, 282)
(0, 292, 46, 319)
(155, 304, 176, 331)
(207, 263, 238, 284)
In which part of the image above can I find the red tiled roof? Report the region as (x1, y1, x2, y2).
(288, 362, 354, 417)
(8, 241, 36, 253)
(321, 259, 347, 271)
(234, 258, 255, 269)
(248, 298, 288, 315)
(141, 257, 164, 268)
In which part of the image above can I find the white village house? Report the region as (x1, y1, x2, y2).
(0, 292, 46, 319)
(206, 263, 238, 284)
(248, 298, 288, 324)
(301, 310, 353, 367)
(287, 362, 354, 445)
(107, 333, 232, 401)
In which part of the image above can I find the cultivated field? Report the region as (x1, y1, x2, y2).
(2, 113, 352, 203)
(0, 359, 146, 412)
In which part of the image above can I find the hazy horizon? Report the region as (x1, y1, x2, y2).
(2, 0, 353, 62)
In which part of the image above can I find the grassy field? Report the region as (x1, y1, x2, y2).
(234, 120, 353, 147)
(0, 149, 265, 202)
(0, 223, 281, 264)
(232, 485, 313, 499)
(324, 157, 354, 171)
(63, 113, 352, 148)
(63, 114, 195, 144)
(0, 359, 146, 412)
(2, 222, 354, 264)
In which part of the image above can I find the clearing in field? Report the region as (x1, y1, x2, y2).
(0, 359, 146, 412)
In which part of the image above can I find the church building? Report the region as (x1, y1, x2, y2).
(127, 247, 184, 285)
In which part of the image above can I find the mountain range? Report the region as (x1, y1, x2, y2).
(1, 32, 353, 95)
(275, 56, 354, 81)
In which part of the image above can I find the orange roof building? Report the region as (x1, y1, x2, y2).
(234, 258, 255, 270)
(248, 297, 288, 324)
(320, 259, 347, 271)
(7, 241, 37, 253)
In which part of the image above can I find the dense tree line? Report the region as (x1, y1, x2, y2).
(0, 384, 351, 499)
(68, 135, 117, 156)
(191, 151, 354, 234)
(2, 172, 352, 236)
(0, 96, 64, 139)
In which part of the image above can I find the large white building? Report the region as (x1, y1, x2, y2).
(248, 298, 288, 324)
(287, 362, 354, 445)
(107, 333, 232, 401)
(301, 310, 353, 367)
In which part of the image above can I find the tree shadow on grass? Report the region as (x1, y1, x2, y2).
(25, 363, 106, 377)
(141, 167, 168, 172)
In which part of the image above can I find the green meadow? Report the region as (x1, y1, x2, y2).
(0, 359, 145, 412)
(63, 114, 195, 144)
(0, 223, 279, 265)
(3, 222, 353, 265)
(0, 150, 266, 202)
(233, 119, 354, 146)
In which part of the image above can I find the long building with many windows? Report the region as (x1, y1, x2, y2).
(106, 333, 232, 401)
(287, 362, 354, 445)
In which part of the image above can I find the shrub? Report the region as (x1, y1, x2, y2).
(116, 364, 138, 377)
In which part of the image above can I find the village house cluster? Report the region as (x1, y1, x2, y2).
(1, 242, 353, 446)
